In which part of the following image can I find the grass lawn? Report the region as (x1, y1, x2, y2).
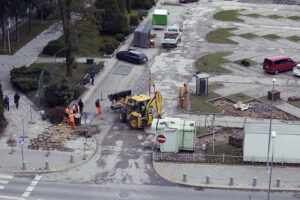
(238, 33, 258, 39)
(286, 35, 300, 42)
(205, 143, 243, 155)
(234, 58, 257, 66)
(205, 28, 238, 44)
(213, 10, 244, 22)
(288, 16, 300, 20)
(262, 34, 281, 40)
(196, 127, 209, 137)
(189, 92, 222, 114)
(290, 100, 300, 107)
(0, 19, 54, 54)
(258, 96, 283, 104)
(267, 14, 283, 19)
(194, 52, 232, 74)
(208, 83, 224, 90)
(245, 13, 262, 18)
(226, 93, 252, 103)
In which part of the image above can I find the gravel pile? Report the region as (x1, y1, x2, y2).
(249, 103, 271, 112)
(238, 0, 300, 5)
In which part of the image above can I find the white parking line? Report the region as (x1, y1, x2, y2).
(0, 185, 5, 190)
(0, 195, 25, 200)
(0, 174, 13, 179)
(21, 175, 42, 198)
(0, 180, 9, 184)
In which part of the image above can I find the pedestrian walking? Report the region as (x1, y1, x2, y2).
(90, 70, 95, 85)
(14, 92, 20, 109)
(78, 99, 84, 114)
(95, 99, 101, 115)
(4, 95, 9, 111)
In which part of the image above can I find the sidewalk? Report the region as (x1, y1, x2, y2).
(153, 162, 300, 191)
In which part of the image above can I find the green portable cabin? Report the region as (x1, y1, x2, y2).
(152, 9, 168, 25)
(152, 118, 196, 153)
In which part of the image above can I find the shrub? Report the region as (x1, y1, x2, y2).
(12, 77, 38, 92)
(104, 42, 115, 55)
(122, 27, 134, 36)
(138, 10, 148, 20)
(44, 79, 72, 108)
(43, 39, 65, 56)
(45, 106, 65, 124)
(92, 62, 104, 74)
(98, 43, 105, 52)
(132, 0, 155, 10)
(130, 14, 140, 26)
(115, 33, 125, 42)
(0, 48, 6, 55)
(72, 85, 85, 99)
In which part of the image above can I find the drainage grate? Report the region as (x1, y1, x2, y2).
(112, 64, 133, 75)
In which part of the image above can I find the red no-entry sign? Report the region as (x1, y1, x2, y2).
(157, 135, 166, 143)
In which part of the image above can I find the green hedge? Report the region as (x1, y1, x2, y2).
(43, 39, 65, 56)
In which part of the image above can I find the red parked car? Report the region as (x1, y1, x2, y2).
(263, 55, 296, 75)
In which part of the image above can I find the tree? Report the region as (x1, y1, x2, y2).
(8, 0, 27, 41)
(117, 0, 126, 13)
(101, 0, 127, 35)
(58, 0, 72, 76)
(0, 0, 10, 50)
(125, 0, 131, 13)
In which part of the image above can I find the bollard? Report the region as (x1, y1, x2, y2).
(183, 173, 187, 182)
(22, 161, 26, 170)
(45, 160, 49, 170)
(206, 175, 210, 184)
(70, 155, 74, 163)
(229, 177, 234, 186)
(276, 178, 281, 187)
(252, 177, 257, 187)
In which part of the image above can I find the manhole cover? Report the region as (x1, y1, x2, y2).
(119, 192, 129, 197)
(113, 65, 133, 75)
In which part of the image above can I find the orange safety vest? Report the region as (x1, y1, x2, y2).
(68, 114, 75, 122)
(65, 108, 70, 115)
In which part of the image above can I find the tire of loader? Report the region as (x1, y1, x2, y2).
(130, 116, 139, 129)
(118, 111, 126, 122)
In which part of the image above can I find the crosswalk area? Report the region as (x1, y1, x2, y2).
(0, 174, 13, 190)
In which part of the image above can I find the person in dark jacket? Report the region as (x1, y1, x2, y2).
(14, 92, 20, 109)
(90, 71, 95, 85)
(78, 99, 84, 114)
(4, 95, 9, 111)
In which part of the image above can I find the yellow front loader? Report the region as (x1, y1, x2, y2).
(108, 90, 162, 128)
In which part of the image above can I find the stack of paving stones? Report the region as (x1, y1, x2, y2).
(249, 103, 271, 112)
(28, 125, 73, 151)
(73, 124, 97, 138)
(238, 0, 300, 5)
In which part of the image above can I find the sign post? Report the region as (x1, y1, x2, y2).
(157, 135, 166, 144)
(19, 138, 25, 169)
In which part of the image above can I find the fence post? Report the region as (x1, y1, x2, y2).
(45, 160, 49, 170)
(183, 173, 187, 182)
(276, 178, 280, 187)
(70, 155, 74, 163)
(206, 175, 210, 184)
(222, 153, 225, 163)
(252, 177, 257, 187)
(22, 161, 26, 170)
(229, 177, 234, 186)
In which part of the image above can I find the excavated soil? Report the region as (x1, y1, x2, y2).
(210, 98, 299, 121)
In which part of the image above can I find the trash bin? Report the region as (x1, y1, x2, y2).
(74, 114, 81, 126)
(40, 110, 47, 120)
(86, 58, 94, 65)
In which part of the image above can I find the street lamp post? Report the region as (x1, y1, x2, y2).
(267, 131, 277, 200)
(7, 19, 11, 54)
(267, 78, 276, 171)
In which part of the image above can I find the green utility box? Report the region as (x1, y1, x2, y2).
(152, 118, 196, 153)
(152, 9, 168, 25)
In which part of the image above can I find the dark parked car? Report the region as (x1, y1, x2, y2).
(116, 50, 148, 64)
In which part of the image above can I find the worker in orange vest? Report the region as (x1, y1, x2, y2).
(65, 107, 70, 123)
(149, 39, 155, 48)
(68, 112, 75, 129)
(95, 99, 101, 115)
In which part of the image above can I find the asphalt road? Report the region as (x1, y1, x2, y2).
(0, 178, 298, 200)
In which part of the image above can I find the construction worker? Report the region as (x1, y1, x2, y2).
(72, 104, 78, 114)
(149, 39, 155, 48)
(95, 99, 101, 115)
(65, 107, 70, 123)
(68, 112, 75, 129)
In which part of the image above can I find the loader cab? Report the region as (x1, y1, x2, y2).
(130, 95, 150, 116)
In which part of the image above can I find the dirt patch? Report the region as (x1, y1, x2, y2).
(199, 127, 243, 145)
(210, 98, 299, 120)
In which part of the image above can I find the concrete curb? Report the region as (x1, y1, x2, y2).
(153, 161, 300, 192)
(0, 135, 97, 174)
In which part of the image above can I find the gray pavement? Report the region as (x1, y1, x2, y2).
(0, 22, 97, 173)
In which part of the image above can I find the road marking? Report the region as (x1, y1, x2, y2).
(0, 195, 25, 200)
(0, 186, 5, 190)
(0, 180, 9, 184)
(0, 174, 13, 179)
(22, 175, 42, 198)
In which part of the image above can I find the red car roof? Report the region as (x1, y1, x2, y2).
(265, 55, 291, 61)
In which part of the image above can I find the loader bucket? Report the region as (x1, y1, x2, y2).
(108, 90, 132, 102)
